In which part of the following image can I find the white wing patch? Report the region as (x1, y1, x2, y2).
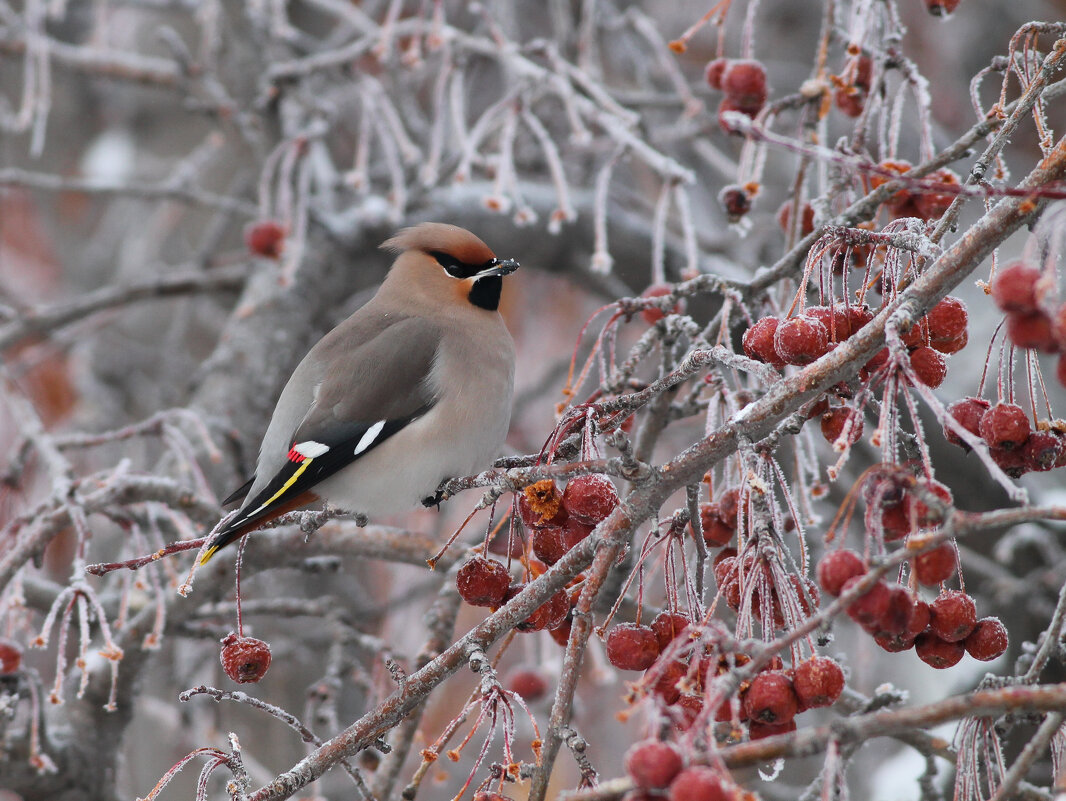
(294, 440, 330, 458)
(354, 420, 386, 456)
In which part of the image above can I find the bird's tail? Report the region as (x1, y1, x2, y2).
(199, 491, 317, 564)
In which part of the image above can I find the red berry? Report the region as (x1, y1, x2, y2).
(605, 623, 661, 670)
(807, 305, 852, 343)
(816, 550, 866, 596)
(509, 584, 571, 632)
(624, 740, 684, 791)
(842, 577, 892, 628)
(834, 85, 866, 117)
(473, 793, 514, 801)
(944, 396, 990, 449)
(821, 407, 863, 447)
(915, 631, 965, 668)
(978, 403, 1031, 450)
(909, 346, 947, 387)
(704, 57, 729, 90)
(793, 656, 845, 710)
(506, 667, 550, 701)
(874, 632, 915, 653)
(926, 296, 968, 346)
(244, 220, 286, 259)
(914, 169, 960, 219)
(722, 59, 768, 109)
(640, 284, 685, 325)
(904, 481, 952, 528)
(964, 617, 1008, 661)
(518, 480, 566, 528)
(744, 671, 799, 725)
(220, 633, 272, 683)
(563, 475, 619, 526)
(991, 262, 1041, 313)
(901, 318, 930, 349)
(718, 184, 753, 222)
(929, 590, 977, 642)
(650, 659, 687, 705)
(875, 585, 917, 636)
(718, 488, 741, 525)
(774, 316, 830, 365)
(913, 543, 957, 585)
(749, 718, 798, 740)
(933, 328, 969, 355)
(0, 637, 22, 674)
(1022, 430, 1064, 472)
(532, 526, 568, 565)
(651, 611, 691, 651)
(561, 518, 594, 549)
(777, 200, 815, 237)
(698, 502, 735, 547)
(991, 445, 1028, 479)
(667, 767, 730, 801)
(743, 317, 785, 367)
(1006, 311, 1057, 352)
(924, 0, 961, 15)
(457, 557, 511, 607)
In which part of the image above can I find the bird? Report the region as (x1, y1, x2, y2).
(199, 222, 520, 564)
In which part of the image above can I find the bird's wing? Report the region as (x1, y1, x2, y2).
(202, 314, 441, 562)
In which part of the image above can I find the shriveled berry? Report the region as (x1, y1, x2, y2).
(979, 403, 1031, 450)
(506, 667, 550, 701)
(244, 220, 286, 259)
(915, 632, 965, 668)
(651, 611, 691, 651)
(718, 184, 753, 221)
(842, 577, 892, 628)
(667, 767, 730, 801)
(913, 542, 956, 585)
(640, 284, 685, 325)
(563, 474, 619, 526)
(743, 317, 785, 367)
(991, 445, 1028, 478)
(1006, 311, 1057, 352)
(624, 740, 684, 791)
(821, 407, 863, 447)
(774, 316, 829, 365)
(991, 262, 1041, 313)
(817, 550, 866, 596)
(606, 623, 661, 671)
(793, 656, 845, 710)
(457, 557, 511, 607)
(909, 347, 947, 387)
(1023, 430, 1064, 472)
(510, 584, 571, 632)
(964, 617, 1008, 661)
(518, 480, 566, 528)
(0, 637, 22, 674)
(929, 590, 977, 642)
(650, 659, 687, 704)
(705, 57, 729, 90)
(220, 633, 272, 683)
(944, 396, 990, 449)
(744, 671, 799, 725)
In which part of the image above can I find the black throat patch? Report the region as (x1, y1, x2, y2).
(468, 276, 502, 311)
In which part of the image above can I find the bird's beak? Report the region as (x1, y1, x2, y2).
(472, 258, 520, 279)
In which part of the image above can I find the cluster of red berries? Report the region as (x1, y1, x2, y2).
(991, 261, 1066, 388)
(219, 632, 272, 683)
(741, 294, 967, 392)
(456, 476, 620, 637)
(817, 549, 1007, 667)
(624, 741, 753, 800)
(712, 549, 819, 628)
(870, 161, 960, 222)
(705, 58, 768, 131)
(944, 398, 1066, 477)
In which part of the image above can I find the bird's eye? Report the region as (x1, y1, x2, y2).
(429, 250, 471, 278)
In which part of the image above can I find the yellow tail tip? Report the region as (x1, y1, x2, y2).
(198, 543, 221, 565)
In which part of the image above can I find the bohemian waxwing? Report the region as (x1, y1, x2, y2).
(199, 222, 519, 563)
